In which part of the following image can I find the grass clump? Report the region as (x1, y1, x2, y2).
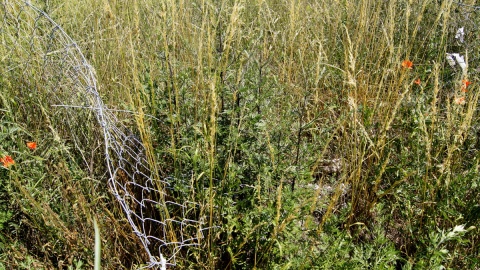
(1, 0, 480, 269)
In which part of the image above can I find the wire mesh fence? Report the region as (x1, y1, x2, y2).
(2, 0, 480, 268)
(0, 1, 210, 268)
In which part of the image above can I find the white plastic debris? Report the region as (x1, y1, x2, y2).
(453, 53, 467, 72)
(446, 53, 467, 73)
(455, 27, 465, 43)
(446, 53, 456, 68)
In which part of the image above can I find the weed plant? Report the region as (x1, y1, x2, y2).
(1, 0, 479, 269)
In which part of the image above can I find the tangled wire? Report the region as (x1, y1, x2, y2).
(0, 1, 209, 268)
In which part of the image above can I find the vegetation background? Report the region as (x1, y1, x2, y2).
(1, 0, 479, 269)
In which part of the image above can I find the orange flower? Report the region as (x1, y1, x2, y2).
(26, 141, 37, 150)
(414, 78, 421, 85)
(454, 96, 466, 105)
(461, 79, 471, 92)
(0, 155, 15, 168)
(402, 60, 413, 69)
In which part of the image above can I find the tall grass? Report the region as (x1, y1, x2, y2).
(1, 0, 479, 268)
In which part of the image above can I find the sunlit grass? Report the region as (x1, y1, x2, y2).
(1, 0, 479, 268)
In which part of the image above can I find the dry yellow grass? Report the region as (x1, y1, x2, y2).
(1, 0, 479, 268)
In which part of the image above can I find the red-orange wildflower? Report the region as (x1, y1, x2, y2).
(454, 96, 466, 105)
(402, 60, 413, 69)
(26, 141, 37, 150)
(414, 78, 421, 85)
(461, 79, 471, 92)
(0, 155, 15, 168)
